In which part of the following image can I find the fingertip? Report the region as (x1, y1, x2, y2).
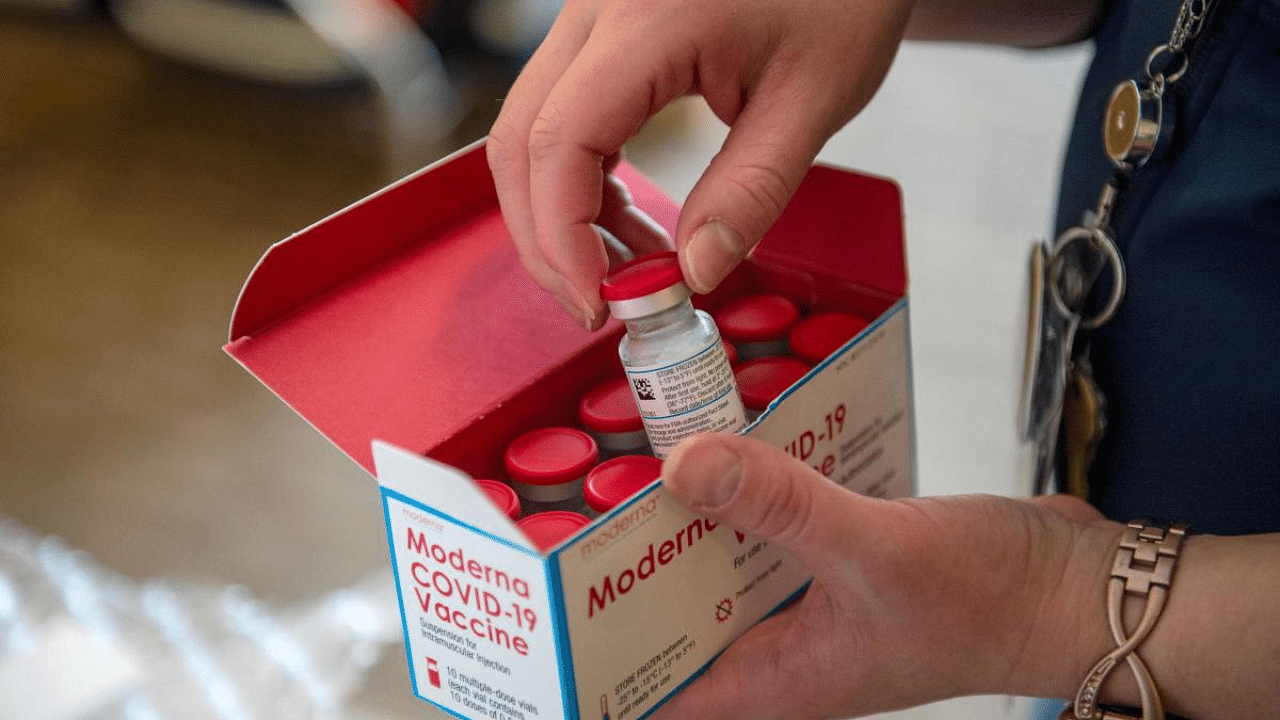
(661, 433, 745, 514)
(681, 220, 746, 294)
(553, 272, 607, 331)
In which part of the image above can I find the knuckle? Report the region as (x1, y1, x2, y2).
(747, 459, 817, 544)
(723, 161, 793, 225)
(527, 104, 569, 164)
(601, 0, 666, 24)
(486, 122, 523, 168)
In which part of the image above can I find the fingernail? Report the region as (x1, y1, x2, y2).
(661, 437, 743, 512)
(684, 220, 745, 294)
(550, 293, 589, 329)
(555, 273, 600, 331)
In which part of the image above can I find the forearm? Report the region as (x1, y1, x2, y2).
(1010, 524, 1280, 720)
(904, 0, 1106, 47)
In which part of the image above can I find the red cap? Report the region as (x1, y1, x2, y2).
(517, 511, 592, 551)
(734, 357, 812, 411)
(475, 479, 522, 521)
(504, 427, 600, 486)
(600, 252, 684, 301)
(584, 455, 663, 513)
(714, 294, 800, 342)
(578, 378, 644, 433)
(722, 339, 739, 366)
(789, 312, 870, 365)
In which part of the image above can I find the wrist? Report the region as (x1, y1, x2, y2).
(995, 515, 1128, 701)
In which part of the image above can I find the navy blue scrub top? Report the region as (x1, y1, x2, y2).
(1055, 0, 1280, 536)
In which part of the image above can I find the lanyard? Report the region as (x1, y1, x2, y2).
(1022, 0, 1218, 496)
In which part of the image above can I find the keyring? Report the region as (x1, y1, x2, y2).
(1146, 44, 1189, 85)
(1048, 226, 1127, 330)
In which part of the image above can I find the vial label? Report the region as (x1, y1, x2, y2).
(625, 339, 747, 458)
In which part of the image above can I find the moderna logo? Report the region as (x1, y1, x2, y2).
(578, 494, 662, 560)
(585, 517, 746, 619)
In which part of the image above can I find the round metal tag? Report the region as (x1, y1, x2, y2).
(1103, 79, 1163, 166)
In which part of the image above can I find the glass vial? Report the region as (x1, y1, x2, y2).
(584, 455, 663, 515)
(789, 311, 870, 365)
(734, 356, 812, 422)
(713, 293, 800, 360)
(516, 511, 592, 552)
(503, 427, 598, 514)
(600, 252, 748, 459)
(474, 478, 523, 521)
(578, 377, 651, 458)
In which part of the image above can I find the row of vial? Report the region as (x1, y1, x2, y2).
(482, 284, 871, 552)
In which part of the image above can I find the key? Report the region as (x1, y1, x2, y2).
(1022, 213, 1125, 495)
(1063, 351, 1108, 500)
(1023, 238, 1084, 495)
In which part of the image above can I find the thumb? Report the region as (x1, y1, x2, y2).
(676, 79, 840, 294)
(660, 432, 860, 566)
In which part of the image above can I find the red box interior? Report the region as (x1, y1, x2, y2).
(226, 143, 905, 480)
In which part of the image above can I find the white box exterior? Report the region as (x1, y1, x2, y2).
(375, 302, 914, 720)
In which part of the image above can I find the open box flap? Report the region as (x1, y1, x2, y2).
(373, 441, 533, 550)
(225, 143, 677, 473)
(224, 142, 905, 475)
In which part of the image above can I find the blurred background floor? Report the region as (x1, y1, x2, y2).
(1, 7, 1088, 720)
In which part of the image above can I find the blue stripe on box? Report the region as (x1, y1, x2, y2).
(898, 300, 920, 496)
(764, 298, 908, 416)
(412, 690, 473, 720)
(635, 580, 813, 720)
(544, 549, 580, 719)
(380, 490, 421, 697)
(379, 484, 562, 719)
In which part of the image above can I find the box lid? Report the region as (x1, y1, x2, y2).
(225, 140, 904, 475)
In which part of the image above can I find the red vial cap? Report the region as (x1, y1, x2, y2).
(722, 339, 739, 366)
(475, 479, 522, 521)
(583, 455, 663, 513)
(504, 427, 600, 486)
(734, 357, 812, 411)
(714, 294, 800, 342)
(600, 252, 684, 301)
(789, 312, 870, 365)
(517, 511, 592, 551)
(578, 378, 644, 433)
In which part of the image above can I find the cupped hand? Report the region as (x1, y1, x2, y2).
(654, 432, 1119, 720)
(487, 0, 917, 330)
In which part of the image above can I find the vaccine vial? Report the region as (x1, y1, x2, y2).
(734, 357, 812, 422)
(721, 338, 740, 367)
(714, 293, 800, 360)
(600, 252, 748, 459)
(516, 511, 592, 552)
(789, 312, 870, 365)
(578, 377, 651, 458)
(503, 427, 598, 514)
(475, 479, 522, 521)
(583, 455, 663, 515)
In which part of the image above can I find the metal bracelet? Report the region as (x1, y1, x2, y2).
(1058, 520, 1190, 720)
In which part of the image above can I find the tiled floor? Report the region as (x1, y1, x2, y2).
(0, 11, 1089, 720)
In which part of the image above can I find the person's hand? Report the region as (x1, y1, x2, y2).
(487, 0, 916, 330)
(654, 432, 1122, 720)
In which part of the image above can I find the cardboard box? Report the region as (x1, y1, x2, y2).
(225, 140, 915, 720)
